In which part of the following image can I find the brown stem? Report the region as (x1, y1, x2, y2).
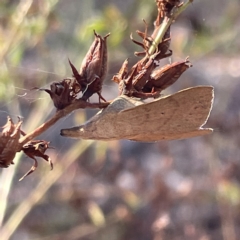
(18, 99, 110, 148)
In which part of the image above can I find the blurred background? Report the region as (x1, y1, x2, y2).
(0, 0, 240, 239)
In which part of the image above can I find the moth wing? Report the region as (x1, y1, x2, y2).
(61, 86, 213, 141)
(128, 128, 213, 142)
(116, 86, 213, 141)
(60, 95, 144, 140)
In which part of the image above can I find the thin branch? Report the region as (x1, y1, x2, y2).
(18, 99, 110, 147)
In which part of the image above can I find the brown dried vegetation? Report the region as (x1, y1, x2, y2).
(1, 1, 196, 179)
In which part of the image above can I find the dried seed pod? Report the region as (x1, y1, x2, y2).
(0, 117, 22, 168)
(70, 31, 110, 101)
(112, 54, 156, 97)
(61, 86, 214, 142)
(142, 57, 192, 95)
(20, 140, 52, 181)
(113, 50, 176, 99)
(113, 58, 156, 99)
(41, 78, 80, 110)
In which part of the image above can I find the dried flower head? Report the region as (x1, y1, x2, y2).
(112, 56, 192, 99)
(142, 57, 192, 94)
(41, 78, 81, 110)
(20, 140, 52, 181)
(0, 117, 53, 181)
(0, 117, 22, 168)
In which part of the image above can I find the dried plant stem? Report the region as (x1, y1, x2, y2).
(19, 99, 110, 147)
(148, 0, 193, 55)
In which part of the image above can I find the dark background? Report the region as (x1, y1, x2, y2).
(1, 0, 240, 239)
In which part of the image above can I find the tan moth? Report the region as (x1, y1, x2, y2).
(60, 86, 214, 142)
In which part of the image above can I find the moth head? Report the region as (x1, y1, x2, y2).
(60, 125, 87, 139)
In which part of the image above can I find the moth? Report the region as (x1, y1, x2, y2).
(60, 86, 214, 142)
